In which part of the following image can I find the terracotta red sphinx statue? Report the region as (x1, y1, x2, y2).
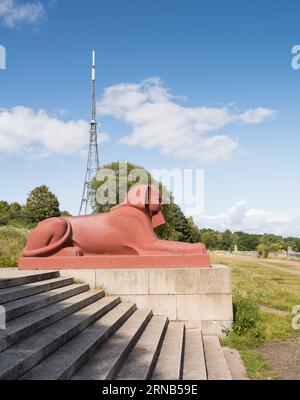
(19, 185, 211, 269)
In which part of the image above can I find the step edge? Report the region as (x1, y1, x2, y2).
(5, 284, 90, 321)
(0, 290, 105, 353)
(0, 295, 120, 380)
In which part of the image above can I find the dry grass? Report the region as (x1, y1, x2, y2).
(212, 253, 300, 311)
(0, 226, 29, 267)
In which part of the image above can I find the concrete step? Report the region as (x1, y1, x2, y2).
(0, 290, 105, 352)
(21, 303, 137, 380)
(0, 296, 120, 380)
(72, 309, 153, 380)
(4, 283, 90, 321)
(0, 271, 60, 290)
(116, 316, 168, 380)
(202, 336, 232, 380)
(222, 347, 248, 380)
(152, 322, 184, 380)
(0, 277, 74, 304)
(182, 329, 207, 380)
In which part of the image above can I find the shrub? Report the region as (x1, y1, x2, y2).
(222, 289, 266, 349)
(233, 295, 262, 335)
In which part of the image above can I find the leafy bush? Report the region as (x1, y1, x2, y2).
(0, 214, 10, 226)
(222, 289, 266, 349)
(257, 234, 285, 258)
(233, 294, 262, 335)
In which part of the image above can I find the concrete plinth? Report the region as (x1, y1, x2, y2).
(60, 264, 233, 336)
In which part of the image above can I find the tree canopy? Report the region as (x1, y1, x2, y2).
(0, 186, 69, 228)
(23, 185, 61, 223)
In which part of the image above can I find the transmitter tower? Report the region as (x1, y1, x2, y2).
(79, 51, 100, 215)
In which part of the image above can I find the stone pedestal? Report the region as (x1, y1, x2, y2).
(59, 264, 233, 336)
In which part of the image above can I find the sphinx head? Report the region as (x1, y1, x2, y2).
(123, 185, 165, 228)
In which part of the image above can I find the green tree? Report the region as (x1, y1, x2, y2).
(3, 202, 25, 228)
(257, 234, 285, 258)
(200, 229, 219, 250)
(234, 231, 261, 251)
(60, 210, 72, 216)
(9, 202, 22, 214)
(23, 185, 61, 223)
(219, 229, 234, 251)
(257, 243, 267, 258)
(0, 201, 9, 216)
(186, 217, 203, 243)
(156, 204, 202, 243)
(284, 237, 300, 252)
(156, 203, 184, 241)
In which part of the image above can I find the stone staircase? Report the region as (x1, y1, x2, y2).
(0, 271, 233, 380)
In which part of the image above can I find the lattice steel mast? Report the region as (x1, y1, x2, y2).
(79, 50, 100, 215)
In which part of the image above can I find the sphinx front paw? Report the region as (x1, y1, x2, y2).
(73, 247, 84, 256)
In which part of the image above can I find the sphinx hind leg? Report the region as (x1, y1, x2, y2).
(23, 218, 71, 257)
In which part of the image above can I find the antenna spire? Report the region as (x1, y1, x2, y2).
(79, 50, 100, 215)
(91, 50, 96, 122)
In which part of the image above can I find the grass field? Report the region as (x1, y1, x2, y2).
(0, 226, 28, 267)
(211, 253, 300, 379)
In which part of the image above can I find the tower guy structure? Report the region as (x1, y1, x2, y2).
(79, 51, 100, 215)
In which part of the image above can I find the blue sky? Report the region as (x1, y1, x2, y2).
(0, 0, 300, 236)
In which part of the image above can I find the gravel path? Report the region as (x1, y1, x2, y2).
(260, 305, 290, 316)
(257, 339, 300, 380)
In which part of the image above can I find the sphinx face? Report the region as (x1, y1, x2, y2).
(147, 185, 165, 228)
(124, 184, 165, 228)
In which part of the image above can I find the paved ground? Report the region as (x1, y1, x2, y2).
(257, 339, 300, 380)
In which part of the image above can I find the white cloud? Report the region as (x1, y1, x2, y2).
(0, 106, 109, 158)
(0, 0, 45, 28)
(98, 77, 277, 163)
(238, 107, 277, 124)
(198, 201, 300, 237)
